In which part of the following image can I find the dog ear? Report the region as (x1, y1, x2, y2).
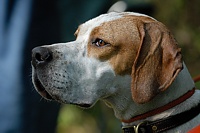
(131, 21, 183, 104)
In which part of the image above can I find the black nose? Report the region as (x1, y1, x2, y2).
(32, 46, 53, 67)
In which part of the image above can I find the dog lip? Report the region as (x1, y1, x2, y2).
(33, 74, 53, 100)
(72, 103, 92, 108)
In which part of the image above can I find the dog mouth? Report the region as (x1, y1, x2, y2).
(33, 74, 53, 100)
(33, 73, 93, 108)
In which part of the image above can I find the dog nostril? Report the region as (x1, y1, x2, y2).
(35, 53, 43, 62)
(35, 52, 51, 62)
(32, 47, 53, 66)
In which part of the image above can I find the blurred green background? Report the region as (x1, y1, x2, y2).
(56, 0, 200, 133)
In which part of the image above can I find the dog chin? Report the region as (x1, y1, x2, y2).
(72, 103, 93, 109)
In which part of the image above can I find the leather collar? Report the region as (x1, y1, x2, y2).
(122, 102, 200, 133)
(122, 88, 200, 133)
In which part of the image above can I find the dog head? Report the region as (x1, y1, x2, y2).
(32, 12, 182, 108)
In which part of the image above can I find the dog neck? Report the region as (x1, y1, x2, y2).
(102, 62, 196, 125)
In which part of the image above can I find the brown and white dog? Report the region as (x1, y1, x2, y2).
(31, 12, 200, 132)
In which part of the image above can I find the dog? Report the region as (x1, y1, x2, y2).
(31, 12, 200, 132)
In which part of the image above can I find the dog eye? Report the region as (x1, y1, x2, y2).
(92, 38, 108, 47)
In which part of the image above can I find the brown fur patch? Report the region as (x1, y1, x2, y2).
(87, 15, 155, 75)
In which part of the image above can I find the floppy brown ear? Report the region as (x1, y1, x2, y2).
(131, 21, 183, 104)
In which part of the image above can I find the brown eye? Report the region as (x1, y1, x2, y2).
(92, 38, 108, 47)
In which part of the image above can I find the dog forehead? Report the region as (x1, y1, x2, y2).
(84, 12, 154, 27)
(77, 12, 155, 39)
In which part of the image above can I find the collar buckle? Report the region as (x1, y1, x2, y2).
(122, 121, 148, 133)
